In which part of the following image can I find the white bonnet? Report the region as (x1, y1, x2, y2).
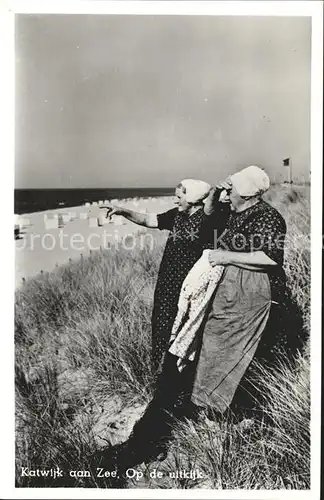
(230, 165, 270, 197)
(180, 179, 212, 204)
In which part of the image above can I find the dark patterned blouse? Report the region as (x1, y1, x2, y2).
(216, 200, 287, 302)
(151, 205, 228, 372)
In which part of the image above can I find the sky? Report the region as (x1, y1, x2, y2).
(15, 14, 311, 188)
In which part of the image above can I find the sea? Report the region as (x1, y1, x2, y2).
(14, 188, 174, 215)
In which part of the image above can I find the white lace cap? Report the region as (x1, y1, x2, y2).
(230, 165, 270, 197)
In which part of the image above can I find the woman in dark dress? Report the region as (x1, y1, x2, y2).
(106, 179, 229, 376)
(165, 167, 304, 423)
(190, 166, 288, 417)
(103, 181, 229, 465)
(151, 185, 229, 374)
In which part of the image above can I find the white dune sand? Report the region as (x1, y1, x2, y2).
(15, 196, 174, 288)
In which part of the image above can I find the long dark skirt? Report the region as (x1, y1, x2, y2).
(230, 291, 308, 417)
(190, 266, 272, 413)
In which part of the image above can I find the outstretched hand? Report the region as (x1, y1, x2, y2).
(102, 205, 121, 220)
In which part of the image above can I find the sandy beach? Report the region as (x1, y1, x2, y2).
(15, 196, 174, 288)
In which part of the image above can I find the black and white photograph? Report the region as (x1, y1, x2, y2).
(3, 0, 322, 497)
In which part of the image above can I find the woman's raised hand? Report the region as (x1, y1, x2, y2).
(216, 176, 232, 192)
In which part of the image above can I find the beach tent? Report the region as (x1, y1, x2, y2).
(68, 211, 77, 220)
(88, 217, 98, 228)
(98, 214, 108, 226)
(19, 217, 30, 228)
(44, 215, 59, 230)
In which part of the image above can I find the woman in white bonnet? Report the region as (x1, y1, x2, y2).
(189, 165, 287, 418)
(106, 179, 228, 374)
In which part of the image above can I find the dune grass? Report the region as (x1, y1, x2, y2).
(146, 349, 309, 490)
(15, 185, 310, 489)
